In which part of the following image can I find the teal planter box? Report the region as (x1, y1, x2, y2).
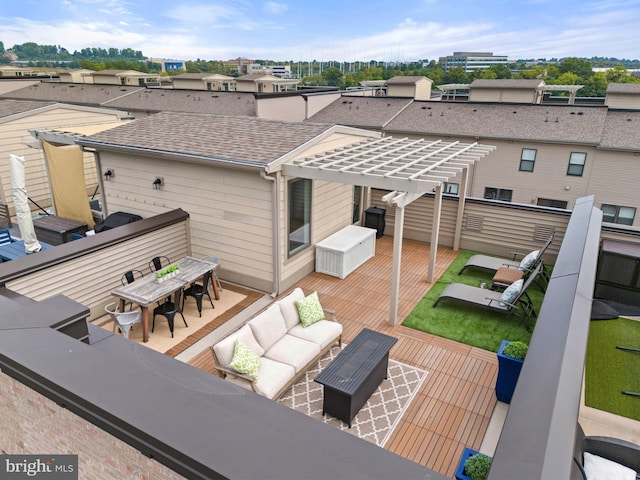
(454, 447, 478, 480)
(496, 339, 524, 403)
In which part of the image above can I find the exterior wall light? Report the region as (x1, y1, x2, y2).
(152, 177, 164, 190)
(103, 169, 114, 181)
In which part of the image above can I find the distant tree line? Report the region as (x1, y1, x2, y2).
(2, 41, 639, 96)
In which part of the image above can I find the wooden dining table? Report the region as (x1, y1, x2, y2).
(111, 256, 220, 342)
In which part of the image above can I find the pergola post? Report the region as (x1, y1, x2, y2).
(389, 203, 405, 326)
(453, 167, 468, 251)
(427, 184, 443, 283)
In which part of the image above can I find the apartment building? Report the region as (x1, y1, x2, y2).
(438, 51, 509, 72)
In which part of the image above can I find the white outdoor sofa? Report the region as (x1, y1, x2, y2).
(210, 288, 343, 400)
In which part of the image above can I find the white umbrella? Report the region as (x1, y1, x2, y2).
(9, 154, 42, 254)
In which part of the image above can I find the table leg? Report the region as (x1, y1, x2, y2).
(211, 271, 221, 300)
(141, 306, 150, 343)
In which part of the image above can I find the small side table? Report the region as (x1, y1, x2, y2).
(492, 267, 523, 290)
(33, 215, 88, 245)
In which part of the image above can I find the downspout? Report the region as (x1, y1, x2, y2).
(261, 170, 280, 297)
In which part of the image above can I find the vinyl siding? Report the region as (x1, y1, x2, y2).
(469, 88, 537, 103)
(586, 150, 640, 227)
(0, 107, 121, 214)
(371, 188, 566, 263)
(387, 84, 416, 99)
(606, 93, 640, 110)
(99, 151, 275, 292)
(257, 96, 305, 121)
(278, 175, 354, 291)
(6, 221, 189, 322)
(305, 92, 341, 119)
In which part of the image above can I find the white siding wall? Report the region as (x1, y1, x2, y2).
(0, 107, 121, 214)
(279, 176, 354, 291)
(305, 93, 341, 119)
(469, 89, 536, 103)
(606, 93, 640, 110)
(257, 96, 305, 121)
(7, 222, 189, 321)
(400, 134, 596, 210)
(171, 79, 205, 90)
(371, 189, 566, 263)
(387, 84, 415, 98)
(586, 150, 640, 227)
(99, 152, 274, 292)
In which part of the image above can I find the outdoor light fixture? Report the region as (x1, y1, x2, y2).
(152, 177, 164, 190)
(103, 169, 114, 181)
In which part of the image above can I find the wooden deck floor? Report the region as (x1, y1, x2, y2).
(189, 236, 498, 478)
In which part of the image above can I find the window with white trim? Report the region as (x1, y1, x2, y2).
(484, 187, 512, 202)
(519, 148, 536, 172)
(288, 178, 311, 256)
(602, 204, 635, 226)
(567, 152, 587, 176)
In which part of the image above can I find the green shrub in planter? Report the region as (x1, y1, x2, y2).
(502, 340, 528, 360)
(464, 452, 492, 480)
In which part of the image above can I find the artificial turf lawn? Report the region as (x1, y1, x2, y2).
(402, 250, 546, 353)
(585, 318, 640, 422)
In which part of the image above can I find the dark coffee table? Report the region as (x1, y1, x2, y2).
(314, 328, 397, 427)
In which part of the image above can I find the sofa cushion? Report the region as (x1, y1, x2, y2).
(226, 357, 295, 400)
(264, 334, 321, 373)
(229, 340, 261, 381)
(276, 287, 305, 330)
(248, 304, 288, 351)
(289, 320, 342, 349)
(583, 452, 636, 480)
(213, 324, 264, 368)
(295, 291, 325, 327)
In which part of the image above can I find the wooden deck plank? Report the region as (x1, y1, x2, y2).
(186, 236, 498, 477)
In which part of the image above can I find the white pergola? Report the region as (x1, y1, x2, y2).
(282, 136, 496, 325)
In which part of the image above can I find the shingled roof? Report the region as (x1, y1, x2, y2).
(0, 83, 144, 107)
(599, 110, 640, 150)
(0, 99, 56, 118)
(102, 89, 257, 116)
(306, 96, 412, 129)
(385, 101, 609, 145)
(78, 112, 333, 166)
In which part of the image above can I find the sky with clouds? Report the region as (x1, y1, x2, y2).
(1, 0, 639, 62)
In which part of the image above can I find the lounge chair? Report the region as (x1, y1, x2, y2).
(433, 263, 543, 332)
(459, 233, 554, 277)
(459, 233, 554, 291)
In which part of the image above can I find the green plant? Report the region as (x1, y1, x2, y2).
(464, 453, 492, 480)
(503, 340, 528, 360)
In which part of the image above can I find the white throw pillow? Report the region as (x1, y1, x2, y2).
(499, 279, 523, 306)
(583, 452, 637, 480)
(519, 250, 539, 270)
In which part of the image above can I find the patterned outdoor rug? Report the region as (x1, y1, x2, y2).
(277, 344, 428, 447)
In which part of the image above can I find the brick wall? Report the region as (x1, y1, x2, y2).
(0, 372, 186, 480)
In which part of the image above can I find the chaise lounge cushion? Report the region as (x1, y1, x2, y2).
(500, 279, 523, 306)
(248, 304, 288, 351)
(264, 335, 321, 373)
(213, 324, 265, 369)
(275, 287, 305, 330)
(289, 320, 343, 350)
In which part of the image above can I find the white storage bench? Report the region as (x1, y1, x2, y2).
(315, 225, 376, 279)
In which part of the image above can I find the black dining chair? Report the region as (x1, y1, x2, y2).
(149, 255, 171, 273)
(152, 288, 187, 338)
(121, 269, 144, 286)
(182, 271, 215, 317)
